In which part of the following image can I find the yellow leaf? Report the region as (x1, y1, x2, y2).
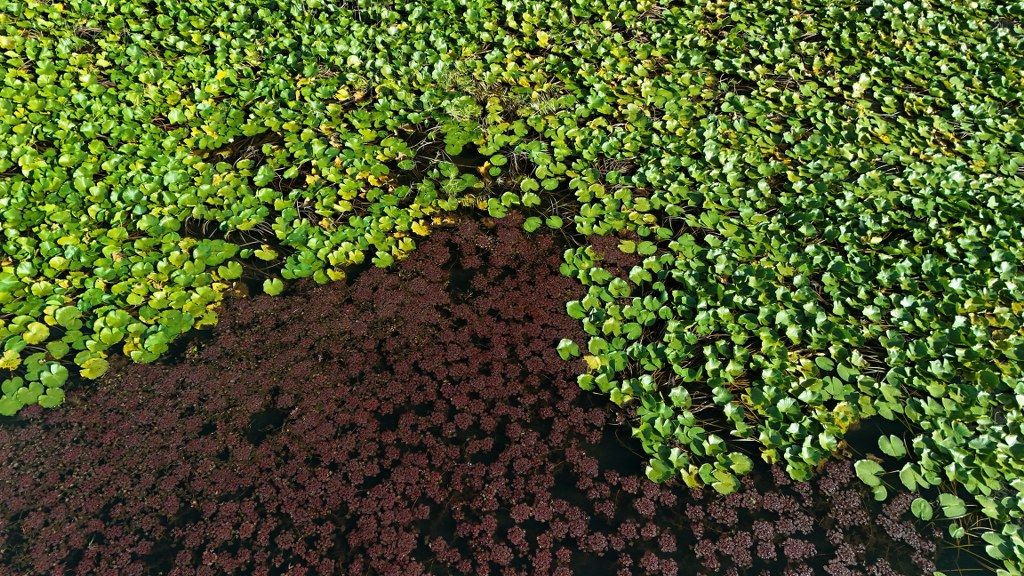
(411, 221, 430, 236)
(0, 349, 21, 371)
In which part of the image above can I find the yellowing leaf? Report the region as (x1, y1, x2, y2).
(80, 357, 109, 379)
(411, 221, 430, 236)
(0, 350, 21, 371)
(23, 322, 49, 345)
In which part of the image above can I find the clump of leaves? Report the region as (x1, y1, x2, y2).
(2, 0, 1024, 571)
(550, 2, 1024, 572)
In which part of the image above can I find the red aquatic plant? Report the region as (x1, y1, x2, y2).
(0, 215, 939, 576)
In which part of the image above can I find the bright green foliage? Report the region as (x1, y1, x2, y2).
(2, 0, 1024, 570)
(1, 0, 527, 412)
(912, 497, 934, 521)
(262, 278, 285, 297)
(552, 1, 1020, 571)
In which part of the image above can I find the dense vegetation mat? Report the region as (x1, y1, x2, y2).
(2, 0, 1024, 569)
(0, 219, 941, 576)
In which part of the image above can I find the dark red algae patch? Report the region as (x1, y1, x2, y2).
(0, 215, 938, 576)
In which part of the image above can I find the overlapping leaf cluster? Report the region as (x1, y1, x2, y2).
(1, 0, 543, 413)
(2, 0, 1024, 571)
(551, 1, 1024, 571)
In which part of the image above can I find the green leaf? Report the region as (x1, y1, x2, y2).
(871, 484, 888, 501)
(878, 434, 907, 458)
(557, 338, 580, 360)
(0, 395, 22, 416)
(566, 301, 586, 319)
(854, 458, 884, 487)
(254, 164, 276, 186)
(899, 463, 919, 491)
(37, 388, 65, 408)
(711, 467, 739, 494)
(218, 261, 244, 280)
(39, 364, 68, 388)
(814, 356, 835, 371)
(374, 253, 394, 268)
(521, 192, 542, 207)
(254, 246, 278, 261)
(523, 216, 543, 233)
(262, 278, 285, 296)
(939, 493, 967, 518)
(911, 497, 933, 520)
(727, 452, 753, 475)
(54, 306, 82, 328)
(0, 349, 22, 370)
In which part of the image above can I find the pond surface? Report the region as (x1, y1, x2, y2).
(0, 217, 969, 575)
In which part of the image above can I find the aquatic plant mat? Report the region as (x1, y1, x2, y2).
(3, 0, 1024, 571)
(1, 220, 952, 575)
